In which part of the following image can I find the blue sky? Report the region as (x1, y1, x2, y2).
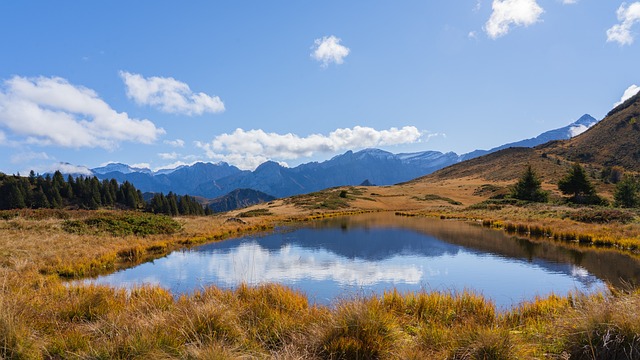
(1, 0, 639, 174)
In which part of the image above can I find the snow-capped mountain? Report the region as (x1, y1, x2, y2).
(77, 113, 598, 199)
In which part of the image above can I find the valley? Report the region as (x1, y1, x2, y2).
(1, 92, 640, 359)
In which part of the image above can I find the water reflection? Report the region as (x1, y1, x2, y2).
(89, 213, 640, 307)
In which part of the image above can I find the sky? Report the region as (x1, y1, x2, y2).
(1, 0, 640, 175)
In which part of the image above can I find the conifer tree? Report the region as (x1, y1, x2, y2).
(558, 163, 600, 204)
(614, 175, 639, 208)
(511, 165, 548, 202)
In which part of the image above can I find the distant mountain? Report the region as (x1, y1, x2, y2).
(423, 95, 640, 185)
(75, 114, 597, 199)
(542, 92, 640, 171)
(92, 163, 152, 175)
(459, 114, 597, 161)
(94, 162, 244, 195)
(206, 189, 276, 213)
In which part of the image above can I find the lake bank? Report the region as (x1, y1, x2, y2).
(2, 190, 640, 358)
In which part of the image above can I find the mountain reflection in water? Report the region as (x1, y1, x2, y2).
(88, 213, 640, 307)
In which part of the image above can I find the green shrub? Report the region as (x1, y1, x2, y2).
(62, 212, 181, 236)
(568, 208, 635, 224)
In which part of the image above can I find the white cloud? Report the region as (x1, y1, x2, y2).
(613, 84, 640, 107)
(158, 152, 179, 160)
(485, 0, 544, 39)
(196, 125, 425, 170)
(562, 0, 577, 4)
(468, 31, 478, 39)
(607, 2, 640, 46)
(153, 160, 198, 172)
(164, 139, 185, 148)
(311, 36, 351, 68)
(10, 151, 50, 164)
(48, 162, 93, 176)
(568, 125, 589, 137)
(0, 76, 164, 149)
(120, 71, 225, 115)
(130, 163, 151, 170)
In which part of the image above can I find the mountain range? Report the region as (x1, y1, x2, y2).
(422, 91, 640, 186)
(80, 114, 597, 200)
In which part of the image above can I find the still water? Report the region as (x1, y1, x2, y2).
(89, 213, 640, 308)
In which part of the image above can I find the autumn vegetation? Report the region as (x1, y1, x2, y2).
(2, 158, 640, 358)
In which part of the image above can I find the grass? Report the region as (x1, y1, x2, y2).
(413, 194, 463, 206)
(61, 212, 182, 236)
(3, 272, 640, 359)
(285, 188, 352, 210)
(238, 208, 273, 217)
(2, 205, 640, 358)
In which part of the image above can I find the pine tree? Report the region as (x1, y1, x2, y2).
(0, 179, 26, 209)
(614, 175, 639, 208)
(511, 165, 548, 202)
(558, 163, 600, 204)
(31, 186, 50, 208)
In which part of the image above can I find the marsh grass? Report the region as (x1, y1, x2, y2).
(3, 208, 640, 358)
(2, 272, 640, 359)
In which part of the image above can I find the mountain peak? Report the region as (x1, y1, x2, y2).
(573, 114, 597, 126)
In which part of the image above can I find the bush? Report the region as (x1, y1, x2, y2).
(568, 208, 635, 224)
(62, 212, 182, 236)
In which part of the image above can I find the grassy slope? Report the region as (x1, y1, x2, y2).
(2, 184, 640, 358)
(4, 91, 640, 357)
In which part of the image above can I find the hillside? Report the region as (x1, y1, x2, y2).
(205, 188, 276, 213)
(542, 91, 640, 171)
(80, 114, 594, 199)
(419, 93, 640, 188)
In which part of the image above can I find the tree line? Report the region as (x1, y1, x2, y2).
(0, 171, 211, 215)
(512, 163, 640, 207)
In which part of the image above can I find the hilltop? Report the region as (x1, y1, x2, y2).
(407, 92, 640, 199)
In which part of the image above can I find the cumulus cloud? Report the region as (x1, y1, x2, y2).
(196, 125, 424, 170)
(311, 36, 350, 67)
(153, 160, 200, 172)
(10, 151, 50, 164)
(164, 139, 185, 148)
(568, 124, 590, 137)
(485, 0, 544, 39)
(158, 152, 179, 160)
(120, 71, 225, 115)
(0, 76, 164, 149)
(130, 163, 151, 170)
(607, 2, 640, 46)
(48, 162, 93, 176)
(613, 84, 640, 107)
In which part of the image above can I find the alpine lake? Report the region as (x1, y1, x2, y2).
(87, 212, 640, 308)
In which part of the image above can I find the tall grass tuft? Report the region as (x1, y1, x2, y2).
(562, 293, 640, 359)
(318, 297, 402, 359)
(449, 329, 516, 360)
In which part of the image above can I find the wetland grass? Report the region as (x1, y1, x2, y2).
(2, 208, 640, 358)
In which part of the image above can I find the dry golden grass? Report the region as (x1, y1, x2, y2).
(1, 180, 640, 358)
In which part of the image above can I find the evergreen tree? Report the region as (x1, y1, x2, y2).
(31, 186, 50, 208)
(511, 165, 548, 202)
(28, 170, 37, 185)
(614, 175, 639, 208)
(0, 179, 26, 209)
(558, 163, 600, 204)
